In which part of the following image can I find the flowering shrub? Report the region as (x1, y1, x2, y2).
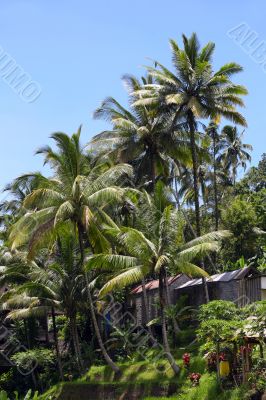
(189, 372, 201, 386)
(182, 352, 190, 368)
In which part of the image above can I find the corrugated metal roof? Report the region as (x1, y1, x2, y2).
(131, 274, 182, 294)
(177, 267, 257, 289)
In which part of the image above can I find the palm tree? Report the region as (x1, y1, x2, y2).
(0, 249, 66, 379)
(8, 129, 132, 373)
(93, 75, 190, 191)
(86, 206, 230, 374)
(133, 33, 248, 237)
(0, 173, 47, 242)
(219, 125, 253, 185)
(9, 129, 131, 253)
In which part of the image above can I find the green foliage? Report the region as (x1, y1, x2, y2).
(198, 319, 241, 347)
(248, 189, 266, 230)
(0, 371, 14, 393)
(221, 198, 261, 261)
(39, 359, 249, 400)
(236, 153, 266, 193)
(0, 33, 263, 398)
(198, 300, 239, 321)
(219, 126, 252, 184)
(145, 375, 247, 399)
(248, 357, 266, 392)
(197, 301, 243, 352)
(0, 390, 39, 400)
(243, 300, 266, 338)
(256, 245, 266, 273)
(11, 348, 55, 371)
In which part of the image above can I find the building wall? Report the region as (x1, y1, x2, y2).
(214, 281, 239, 303)
(175, 286, 205, 307)
(128, 275, 190, 326)
(237, 277, 262, 306)
(175, 277, 262, 309)
(168, 275, 190, 304)
(261, 277, 266, 300)
(127, 275, 264, 329)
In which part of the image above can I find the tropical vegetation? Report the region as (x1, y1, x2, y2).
(0, 34, 265, 399)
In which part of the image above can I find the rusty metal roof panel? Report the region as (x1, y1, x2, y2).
(131, 274, 182, 294)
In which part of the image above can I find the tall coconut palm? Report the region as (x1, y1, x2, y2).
(8, 129, 132, 373)
(93, 75, 190, 191)
(133, 33, 248, 237)
(219, 125, 253, 185)
(9, 129, 131, 254)
(86, 206, 230, 374)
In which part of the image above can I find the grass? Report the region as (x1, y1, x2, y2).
(144, 374, 247, 400)
(82, 351, 205, 384)
(39, 351, 247, 400)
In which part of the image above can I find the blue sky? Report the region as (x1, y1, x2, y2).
(0, 0, 265, 195)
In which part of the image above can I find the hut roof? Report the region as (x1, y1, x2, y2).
(131, 274, 183, 294)
(177, 267, 260, 289)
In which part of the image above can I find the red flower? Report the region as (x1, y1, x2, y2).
(182, 353, 191, 366)
(189, 372, 201, 383)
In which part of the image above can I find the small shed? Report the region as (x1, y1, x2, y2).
(175, 267, 264, 307)
(128, 274, 190, 326)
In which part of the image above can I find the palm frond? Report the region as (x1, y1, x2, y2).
(177, 242, 220, 263)
(85, 254, 137, 272)
(181, 230, 231, 250)
(98, 265, 149, 298)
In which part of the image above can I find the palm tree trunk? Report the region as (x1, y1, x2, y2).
(86, 275, 120, 374)
(73, 317, 82, 367)
(150, 148, 156, 191)
(233, 167, 237, 186)
(201, 187, 207, 218)
(51, 307, 64, 381)
(77, 222, 120, 374)
(159, 268, 180, 375)
(24, 320, 38, 389)
(164, 269, 181, 337)
(44, 313, 49, 345)
(213, 136, 219, 230)
(24, 319, 31, 349)
(174, 179, 216, 274)
(141, 279, 157, 344)
(69, 315, 83, 373)
(187, 111, 201, 237)
(188, 112, 209, 303)
(203, 278, 210, 302)
(141, 279, 150, 325)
